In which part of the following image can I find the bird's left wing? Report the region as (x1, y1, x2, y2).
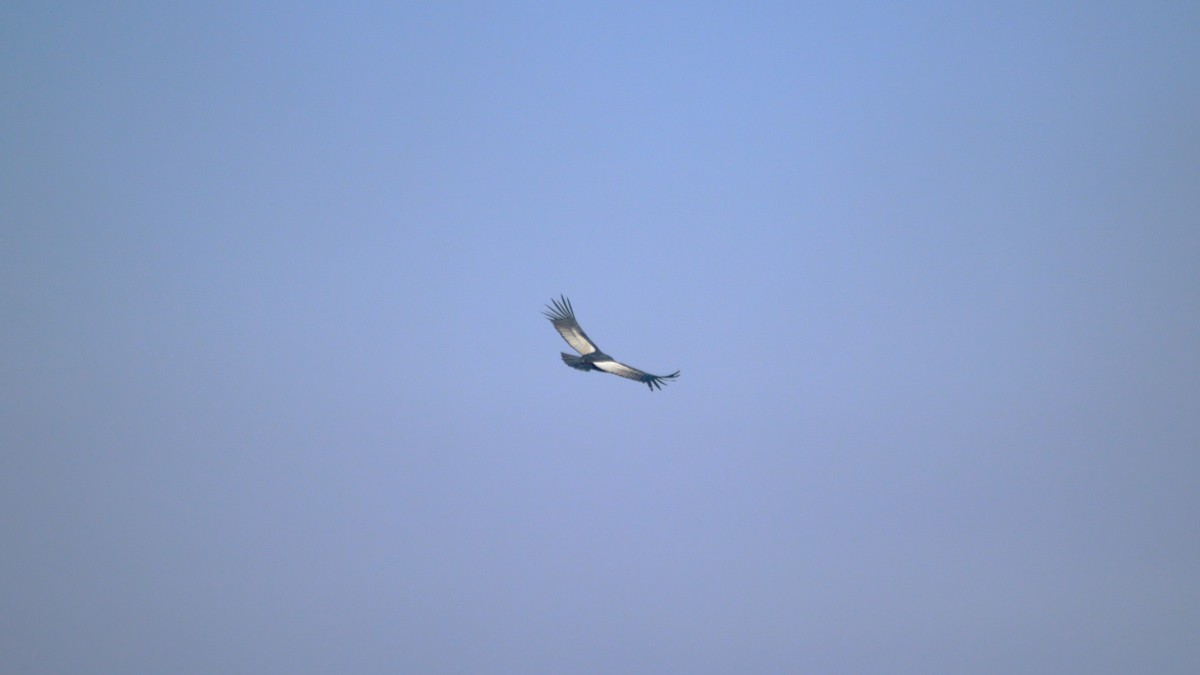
(542, 295, 599, 355)
(592, 358, 681, 392)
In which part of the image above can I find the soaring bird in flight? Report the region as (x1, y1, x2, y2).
(543, 295, 681, 392)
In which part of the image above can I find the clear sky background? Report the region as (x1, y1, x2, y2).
(3, 3, 1198, 673)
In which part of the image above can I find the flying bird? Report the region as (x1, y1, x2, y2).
(543, 295, 681, 391)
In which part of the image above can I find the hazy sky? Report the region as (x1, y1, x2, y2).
(3, 3, 1198, 673)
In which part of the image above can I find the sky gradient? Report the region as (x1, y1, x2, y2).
(3, 3, 1198, 673)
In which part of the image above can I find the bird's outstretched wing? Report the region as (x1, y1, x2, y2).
(591, 359, 681, 392)
(542, 294, 599, 355)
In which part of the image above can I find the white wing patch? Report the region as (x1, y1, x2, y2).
(543, 295, 599, 355)
(592, 359, 649, 381)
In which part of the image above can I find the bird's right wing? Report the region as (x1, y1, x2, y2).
(542, 295, 599, 355)
(592, 358, 681, 392)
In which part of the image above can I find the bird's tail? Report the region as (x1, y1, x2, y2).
(561, 353, 592, 372)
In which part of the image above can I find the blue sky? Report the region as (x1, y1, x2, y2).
(3, 3, 1198, 672)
